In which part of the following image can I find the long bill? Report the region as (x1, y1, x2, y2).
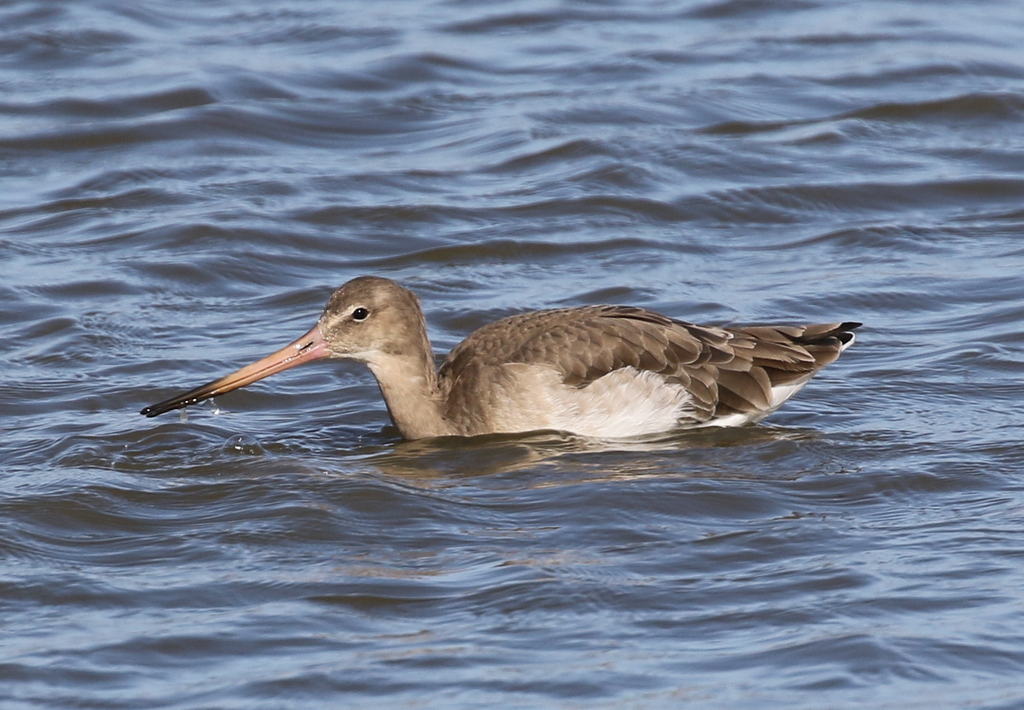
(140, 325, 330, 418)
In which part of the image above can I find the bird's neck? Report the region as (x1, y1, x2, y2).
(366, 349, 450, 439)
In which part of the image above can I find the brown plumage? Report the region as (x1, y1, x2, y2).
(141, 276, 860, 440)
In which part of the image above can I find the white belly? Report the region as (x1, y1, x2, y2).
(483, 364, 698, 439)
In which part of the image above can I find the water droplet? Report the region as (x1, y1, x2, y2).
(179, 408, 188, 423)
(224, 434, 264, 456)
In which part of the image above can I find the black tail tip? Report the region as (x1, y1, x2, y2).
(836, 322, 861, 349)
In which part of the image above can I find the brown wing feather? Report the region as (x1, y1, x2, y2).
(716, 322, 861, 413)
(439, 306, 859, 425)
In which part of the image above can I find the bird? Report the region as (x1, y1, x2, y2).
(141, 276, 860, 440)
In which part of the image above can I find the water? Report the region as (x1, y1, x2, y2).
(3, 0, 1024, 707)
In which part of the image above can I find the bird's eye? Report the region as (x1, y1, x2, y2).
(352, 307, 370, 321)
